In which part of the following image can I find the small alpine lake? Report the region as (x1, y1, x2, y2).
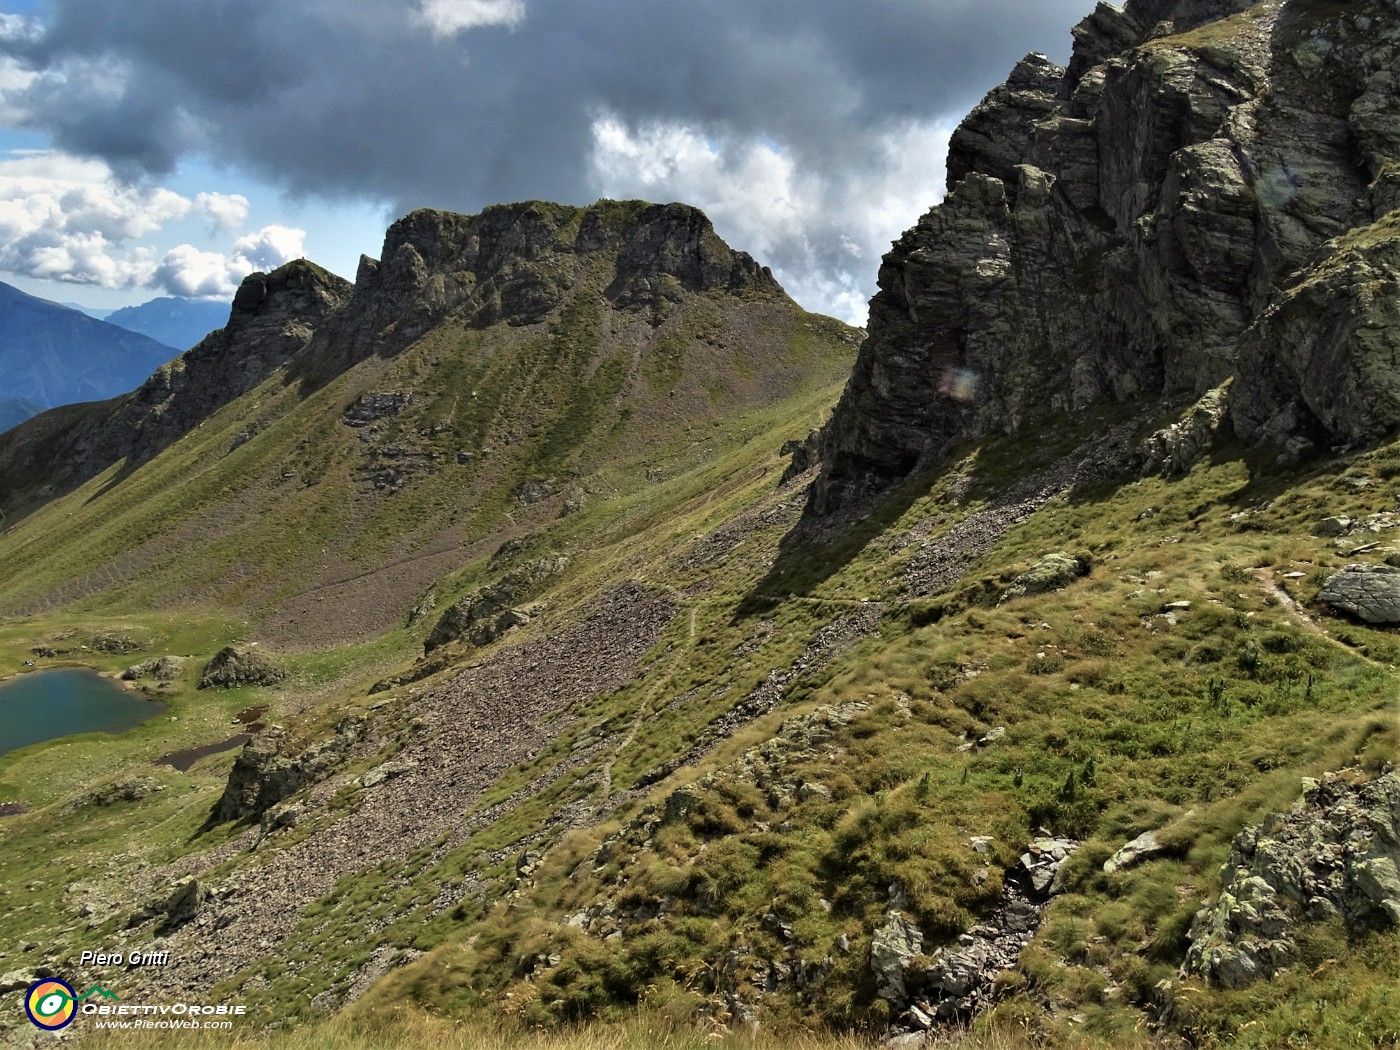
(0, 668, 167, 758)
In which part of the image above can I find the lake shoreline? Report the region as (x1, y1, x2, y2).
(0, 667, 170, 760)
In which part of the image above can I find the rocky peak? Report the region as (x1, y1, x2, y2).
(351, 199, 780, 333)
(813, 0, 1400, 514)
(604, 200, 780, 309)
(127, 260, 352, 426)
(229, 259, 352, 323)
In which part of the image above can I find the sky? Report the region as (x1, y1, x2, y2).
(0, 0, 1101, 323)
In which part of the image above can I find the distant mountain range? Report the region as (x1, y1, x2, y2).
(104, 297, 231, 351)
(0, 281, 180, 432)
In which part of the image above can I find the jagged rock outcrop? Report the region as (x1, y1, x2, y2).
(321, 199, 784, 378)
(423, 555, 568, 653)
(813, 0, 1400, 513)
(1184, 770, 1400, 988)
(198, 645, 288, 689)
(211, 716, 365, 824)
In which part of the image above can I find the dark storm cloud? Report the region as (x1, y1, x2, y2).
(1, 0, 1100, 319)
(5, 0, 1096, 212)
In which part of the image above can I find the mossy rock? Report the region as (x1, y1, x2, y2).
(1000, 552, 1091, 603)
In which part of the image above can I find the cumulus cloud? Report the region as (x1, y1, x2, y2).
(589, 115, 951, 326)
(0, 149, 300, 296)
(230, 224, 305, 272)
(414, 0, 525, 38)
(195, 190, 249, 234)
(148, 225, 305, 297)
(0, 0, 1099, 316)
(0, 149, 187, 286)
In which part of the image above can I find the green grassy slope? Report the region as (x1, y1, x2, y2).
(341, 416, 1399, 1049)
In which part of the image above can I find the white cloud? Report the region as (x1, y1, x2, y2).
(0, 149, 303, 298)
(588, 114, 951, 326)
(195, 190, 250, 234)
(414, 0, 525, 38)
(0, 150, 190, 287)
(150, 224, 306, 298)
(148, 244, 238, 298)
(231, 224, 306, 271)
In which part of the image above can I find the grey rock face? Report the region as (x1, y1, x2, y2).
(1184, 771, 1400, 988)
(1317, 564, 1400, 624)
(813, 1, 1400, 514)
(871, 911, 924, 1004)
(1233, 217, 1400, 450)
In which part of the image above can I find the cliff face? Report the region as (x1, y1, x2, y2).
(814, 0, 1400, 513)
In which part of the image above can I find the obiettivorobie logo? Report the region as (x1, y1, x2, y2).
(24, 979, 119, 1030)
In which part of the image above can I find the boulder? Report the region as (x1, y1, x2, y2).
(198, 646, 287, 689)
(1104, 829, 1169, 874)
(1314, 516, 1354, 538)
(1000, 554, 1090, 603)
(161, 879, 210, 931)
(1317, 564, 1400, 624)
(870, 911, 924, 1004)
(1019, 836, 1079, 896)
(121, 655, 185, 681)
(75, 777, 165, 809)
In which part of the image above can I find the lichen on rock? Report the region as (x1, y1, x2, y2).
(1184, 770, 1400, 988)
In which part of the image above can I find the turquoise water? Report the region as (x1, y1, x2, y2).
(0, 669, 167, 757)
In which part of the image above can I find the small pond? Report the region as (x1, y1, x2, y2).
(0, 668, 167, 758)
